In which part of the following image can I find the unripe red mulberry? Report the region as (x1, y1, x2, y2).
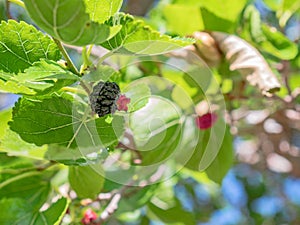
(81, 208, 97, 225)
(195, 113, 217, 130)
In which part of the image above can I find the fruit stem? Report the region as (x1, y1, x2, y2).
(80, 45, 94, 75)
(53, 38, 80, 76)
(98, 51, 114, 65)
(61, 87, 87, 95)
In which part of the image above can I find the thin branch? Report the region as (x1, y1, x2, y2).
(93, 181, 134, 224)
(53, 38, 80, 76)
(0, 161, 57, 175)
(80, 81, 92, 95)
(281, 60, 292, 96)
(61, 86, 87, 95)
(97, 51, 114, 65)
(91, 165, 166, 224)
(95, 193, 121, 224)
(5, 1, 12, 19)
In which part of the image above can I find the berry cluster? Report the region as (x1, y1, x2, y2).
(90, 81, 121, 117)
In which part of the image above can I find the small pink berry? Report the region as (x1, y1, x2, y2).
(116, 94, 131, 112)
(195, 113, 217, 130)
(81, 208, 97, 225)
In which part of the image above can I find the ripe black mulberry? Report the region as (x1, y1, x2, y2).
(89, 81, 121, 117)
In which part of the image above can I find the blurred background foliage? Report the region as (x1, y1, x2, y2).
(0, 0, 300, 224)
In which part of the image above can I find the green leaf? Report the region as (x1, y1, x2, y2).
(1, 60, 79, 95)
(9, 96, 125, 148)
(14, 59, 79, 94)
(35, 197, 70, 225)
(0, 109, 12, 140)
(163, 0, 247, 34)
(148, 201, 195, 225)
(117, 184, 158, 214)
(9, 96, 75, 147)
(182, 116, 228, 172)
(0, 71, 12, 80)
(101, 13, 194, 54)
(0, 20, 61, 74)
(260, 24, 298, 60)
(0, 129, 47, 160)
(24, 0, 121, 46)
(0, 197, 69, 225)
(200, 8, 235, 33)
(163, 5, 204, 36)
(68, 164, 104, 199)
(0, 198, 33, 225)
(45, 144, 109, 166)
(205, 127, 234, 184)
(0, 80, 36, 95)
(84, 0, 123, 23)
(130, 96, 182, 165)
(0, 153, 34, 171)
(263, 0, 281, 11)
(199, 0, 247, 22)
(123, 82, 151, 112)
(147, 177, 194, 225)
(0, 172, 51, 211)
(242, 5, 265, 43)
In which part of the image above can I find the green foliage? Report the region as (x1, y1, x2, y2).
(0, 156, 68, 225)
(0, 109, 11, 139)
(205, 127, 234, 184)
(23, 0, 122, 46)
(9, 96, 124, 148)
(162, 5, 204, 35)
(68, 164, 104, 199)
(147, 178, 196, 225)
(9, 96, 77, 147)
(0, 129, 47, 159)
(0, 20, 61, 73)
(1, 60, 79, 95)
(123, 82, 151, 112)
(101, 13, 194, 54)
(1, 0, 299, 224)
(34, 198, 69, 225)
(160, 0, 247, 35)
(260, 24, 298, 60)
(84, 0, 123, 23)
(0, 197, 69, 225)
(130, 96, 181, 165)
(242, 4, 298, 60)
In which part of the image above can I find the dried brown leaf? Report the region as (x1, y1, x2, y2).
(211, 32, 281, 95)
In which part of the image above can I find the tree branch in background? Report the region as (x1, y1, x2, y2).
(96, 193, 121, 223)
(125, 0, 155, 16)
(5, 1, 12, 19)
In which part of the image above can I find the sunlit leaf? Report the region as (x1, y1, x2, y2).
(68, 164, 104, 199)
(130, 96, 182, 165)
(101, 13, 194, 54)
(9, 96, 124, 148)
(24, 0, 121, 46)
(123, 82, 151, 112)
(260, 24, 298, 60)
(84, 0, 122, 23)
(0, 20, 61, 73)
(205, 127, 234, 184)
